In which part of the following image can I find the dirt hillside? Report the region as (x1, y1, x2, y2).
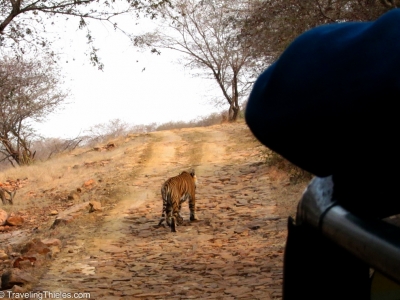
(0, 121, 307, 299)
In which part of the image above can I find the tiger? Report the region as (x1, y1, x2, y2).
(158, 169, 198, 232)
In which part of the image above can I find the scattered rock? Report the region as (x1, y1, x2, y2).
(219, 177, 231, 183)
(0, 225, 11, 232)
(50, 219, 68, 229)
(49, 210, 59, 216)
(21, 238, 51, 257)
(0, 179, 27, 190)
(0, 249, 8, 260)
(89, 201, 102, 212)
(0, 123, 296, 299)
(106, 142, 116, 149)
(41, 238, 62, 248)
(93, 143, 116, 152)
(12, 284, 26, 293)
(50, 202, 93, 229)
(68, 190, 80, 200)
(83, 179, 96, 188)
(13, 257, 37, 269)
(234, 227, 249, 235)
(6, 216, 24, 226)
(1, 268, 35, 289)
(0, 209, 8, 225)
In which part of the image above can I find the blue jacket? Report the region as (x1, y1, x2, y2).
(246, 9, 400, 217)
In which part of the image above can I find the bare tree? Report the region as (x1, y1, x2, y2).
(134, 0, 258, 121)
(0, 0, 170, 68)
(84, 118, 131, 146)
(0, 56, 67, 166)
(30, 136, 84, 161)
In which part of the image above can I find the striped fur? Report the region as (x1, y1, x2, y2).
(158, 169, 198, 232)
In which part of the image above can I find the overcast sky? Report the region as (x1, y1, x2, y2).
(33, 15, 222, 139)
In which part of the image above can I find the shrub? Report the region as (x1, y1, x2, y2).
(262, 148, 313, 184)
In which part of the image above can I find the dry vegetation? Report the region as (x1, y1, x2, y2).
(1, 132, 148, 214)
(0, 131, 160, 287)
(0, 117, 310, 296)
(262, 149, 313, 185)
(0, 115, 309, 218)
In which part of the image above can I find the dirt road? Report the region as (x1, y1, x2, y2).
(28, 122, 303, 299)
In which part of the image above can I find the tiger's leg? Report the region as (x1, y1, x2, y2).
(169, 210, 178, 232)
(158, 202, 166, 226)
(158, 218, 165, 226)
(158, 189, 168, 226)
(170, 197, 181, 232)
(189, 195, 198, 221)
(176, 213, 184, 225)
(175, 199, 183, 224)
(177, 195, 187, 224)
(170, 215, 177, 232)
(166, 202, 173, 227)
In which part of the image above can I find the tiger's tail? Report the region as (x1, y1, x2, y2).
(158, 185, 168, 226)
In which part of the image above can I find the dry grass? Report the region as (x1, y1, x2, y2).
(0, 137, 136, 213)
(0, 118, 309, 297)
(261, 149, 313, 184)
(1, 119, 309, 221)
(155, 112, 226, 131)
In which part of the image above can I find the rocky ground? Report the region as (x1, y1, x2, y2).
(0, 122, 307, 299)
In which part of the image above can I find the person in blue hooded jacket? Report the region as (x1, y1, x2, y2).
(246, 8, 400, 300)
(246, 9, 400, 218)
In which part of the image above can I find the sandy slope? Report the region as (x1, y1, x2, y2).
(2, 122, 307, 299)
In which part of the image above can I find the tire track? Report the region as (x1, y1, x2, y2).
(34, 130, 187, 294)
(33, 124, 285, 300)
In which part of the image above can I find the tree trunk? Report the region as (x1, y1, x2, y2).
(0, 138, 35, 166)
(228, 105, 240, 122)
(228, 75, 240, 122)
